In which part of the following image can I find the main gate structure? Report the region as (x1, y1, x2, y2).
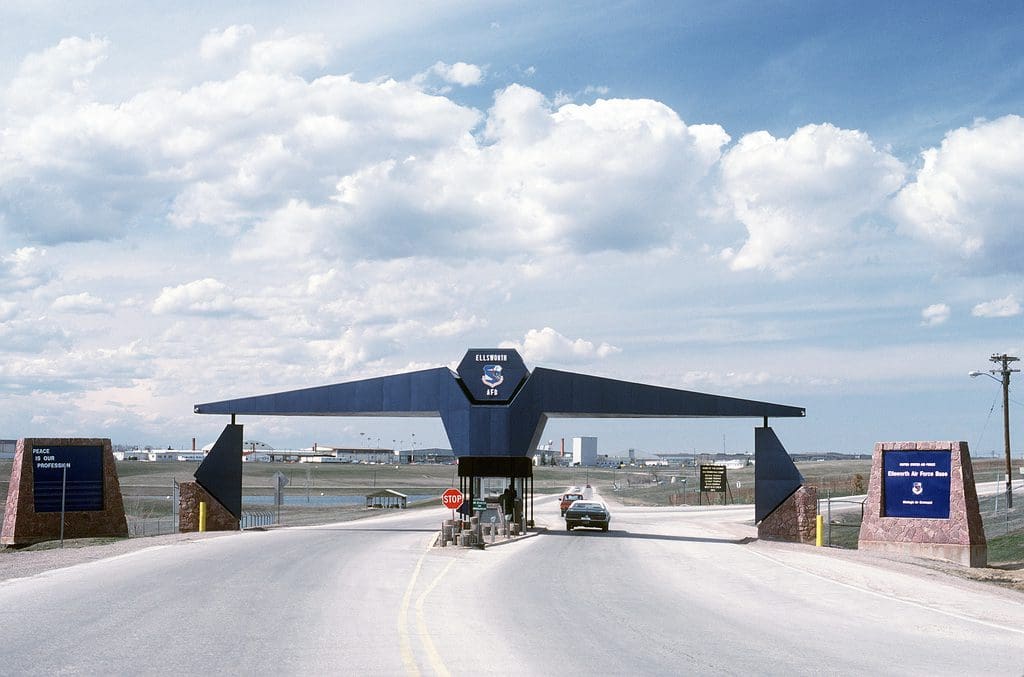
(192, 348, 806, 527)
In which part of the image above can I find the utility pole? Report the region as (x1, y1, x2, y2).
(991, 353, 1019, 509)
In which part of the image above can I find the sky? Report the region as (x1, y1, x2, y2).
(1, 1, 1023, 458)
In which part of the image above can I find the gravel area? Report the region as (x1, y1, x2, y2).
(0, 532, 234, 582)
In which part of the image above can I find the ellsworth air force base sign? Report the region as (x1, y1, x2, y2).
(858, 441, 986, 567)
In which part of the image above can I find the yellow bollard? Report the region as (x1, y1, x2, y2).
(199, 501, 207, 533)
(815, 514, 823, 546)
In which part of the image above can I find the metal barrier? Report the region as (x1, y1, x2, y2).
(126, 511, 276, 535)
(241, 510, 276, 529)
(822, 491, 866, 548)
(126, 516, 177, 537)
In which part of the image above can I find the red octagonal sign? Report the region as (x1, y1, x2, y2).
(441, 488, 464, 510)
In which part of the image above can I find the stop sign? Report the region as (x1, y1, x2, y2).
(441, 488, 464, 510)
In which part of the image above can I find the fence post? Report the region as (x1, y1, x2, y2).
(826, 490, 832, 547)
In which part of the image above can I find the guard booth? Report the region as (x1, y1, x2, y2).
(457, 456, 534, 528)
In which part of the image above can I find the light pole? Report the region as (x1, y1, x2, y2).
(971, 353, 1019, 508)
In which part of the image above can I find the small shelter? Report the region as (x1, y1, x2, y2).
(365, 489, 407, 509)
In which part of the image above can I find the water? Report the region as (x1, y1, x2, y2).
(242, 494, 433, 506)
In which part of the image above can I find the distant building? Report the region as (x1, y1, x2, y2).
(142, 450, 208, 462)
(572, 436, 598, 466)
(0, 439, 16, 459)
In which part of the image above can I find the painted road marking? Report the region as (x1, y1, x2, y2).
(398, 537, 456, 676)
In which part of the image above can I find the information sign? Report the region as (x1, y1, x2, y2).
(441, 488, 464, 510)
(472, 499, 487, 511)
(700, 464, 727, 493)
(883, 450, 951, 519)
(32, 445, 104, 512)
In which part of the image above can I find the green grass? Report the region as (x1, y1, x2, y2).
(987, 531, 1024, 564)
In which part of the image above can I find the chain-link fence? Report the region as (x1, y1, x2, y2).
(126, 515, 178, 537)
(821, 477, 1023, 551)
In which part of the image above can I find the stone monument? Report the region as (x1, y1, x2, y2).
(2, 438, 128, 546)
(178, 481, 239, 532)
(758, 485, 818, 544)
(858, 441, 986, 567)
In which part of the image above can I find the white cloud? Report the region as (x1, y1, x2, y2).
(430, 314, 486, 337)
(482, 83, 552, 144)
(452, 88, 731, 255)
(5, 35, 108, 112)
(152, 278, 240, 316)
(248, 33, 330, 74)
(892, 115, 1024, 273)
(2, 36, 480, 246)
(501, 327, 621, 364)
(718, 123, 906, 276)
(200, 25, 255, 61)
(0, 301, 18, 322)
(0, 316, 70, 354)
(921, 303, 950, 327)
(971, 295, 1021, 318)
(1, 35, 734, 266)
(52, 292, 111, 314)
(423, 60, 484, 87)
(0, 248, 51, 291)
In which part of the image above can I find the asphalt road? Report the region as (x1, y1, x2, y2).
(1, 495, 1022, 676)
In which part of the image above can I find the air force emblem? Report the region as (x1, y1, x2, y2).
(911, 481, 923, 495)
(482, 364, 504, 388)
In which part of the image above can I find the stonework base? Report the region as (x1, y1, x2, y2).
(758, 486, 817, 544)
(2, 438, 128, 546)
(858, 441, 987, 568)
(858, 540, 987, 568)
(179, 481, 238, 532)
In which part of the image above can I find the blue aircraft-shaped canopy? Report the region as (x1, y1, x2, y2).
(194, 348, 805, 458)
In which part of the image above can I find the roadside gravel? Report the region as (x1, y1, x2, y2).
(0, 532, 233, 582)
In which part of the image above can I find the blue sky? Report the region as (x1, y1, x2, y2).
(1, 1, 1022, 457)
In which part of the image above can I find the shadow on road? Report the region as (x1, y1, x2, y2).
(544, 528, 748, 545)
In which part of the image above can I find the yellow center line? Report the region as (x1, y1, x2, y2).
(415, 558, 457, 677)
(398, 539, 433, 676)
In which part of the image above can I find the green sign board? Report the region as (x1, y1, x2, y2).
(700, 464, 728, 493)
(472, 499, 487, 511)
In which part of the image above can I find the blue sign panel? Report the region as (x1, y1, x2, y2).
(883, 450, 951, 519)
(456, 349, 529, 404)
(32, 445, 104, 512)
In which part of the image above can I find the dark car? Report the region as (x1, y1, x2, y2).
(565, 500, 610, 532)
(559, 492, 584, 516)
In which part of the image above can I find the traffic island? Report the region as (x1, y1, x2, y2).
(436, 515, 529, 548)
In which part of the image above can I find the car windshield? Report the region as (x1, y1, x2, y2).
(571, 502, 603, 511)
